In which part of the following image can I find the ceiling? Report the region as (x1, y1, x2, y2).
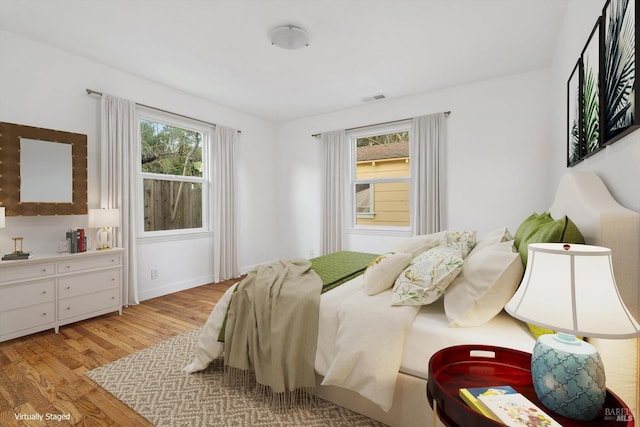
(0, 0, 570, 122)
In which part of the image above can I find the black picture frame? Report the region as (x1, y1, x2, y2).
(567, 59, 583, 167)
(602, 0, 640, 145)
(581, 18, 603, 158)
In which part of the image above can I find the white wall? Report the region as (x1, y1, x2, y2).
(0, 31, 279, 300)
(549, 0, 640, 212)
(275, 69, 552, 258)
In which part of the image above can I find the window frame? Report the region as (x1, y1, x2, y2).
(347, 121, 412, 235)
(136, 107, 213, 241)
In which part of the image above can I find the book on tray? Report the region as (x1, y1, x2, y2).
(459, 385, 562, 427)
(2, 251, 33, 261)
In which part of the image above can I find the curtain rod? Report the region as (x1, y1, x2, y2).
(86, 89, 241, 133)
(311, 111, 450, 138)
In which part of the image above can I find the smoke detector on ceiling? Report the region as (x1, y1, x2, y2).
(270, 25, 310, 50)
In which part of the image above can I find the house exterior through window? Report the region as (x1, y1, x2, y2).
(350, 123, 411, 229)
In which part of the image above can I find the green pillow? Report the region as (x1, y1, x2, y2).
(514, 213, 585, 266)
(513, 212, 552, 249)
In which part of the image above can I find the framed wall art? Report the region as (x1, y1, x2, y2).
(582, 18, 602, 157)
(602, 0, 640, 144)
(567, 59, 583, 167)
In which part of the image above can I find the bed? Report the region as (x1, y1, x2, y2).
(186, 171, 639, 427)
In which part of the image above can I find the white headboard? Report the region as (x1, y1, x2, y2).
(549, 171, 640, 418)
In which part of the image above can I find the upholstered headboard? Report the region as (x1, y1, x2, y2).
(549, 171, 640, 418)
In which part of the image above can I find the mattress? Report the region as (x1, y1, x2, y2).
(401, 299, 535, 379)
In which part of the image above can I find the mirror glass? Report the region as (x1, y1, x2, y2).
(20, 138, 73, 203)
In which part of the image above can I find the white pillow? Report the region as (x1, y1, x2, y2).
(362, 252, 412, 296)
(391, 245, 464, 306)
(444, 240, 523, 327)
(474, 227, 513, 252)
(393, 231, 446, 258)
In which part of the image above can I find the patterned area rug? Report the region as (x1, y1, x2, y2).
(86, 328, 386, 426)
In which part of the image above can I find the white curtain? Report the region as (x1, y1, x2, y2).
(100, 94, 139, 305)
(212, 125, 239, 281)
(411, 112, 446, 235)
(321, 129, 347, 254)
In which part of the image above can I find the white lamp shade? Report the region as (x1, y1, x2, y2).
(88, 208, 120, 228)
(505, 243, 640, 338)
(0, 207, 5, 228)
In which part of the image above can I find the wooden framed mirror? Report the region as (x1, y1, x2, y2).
(0, 122, 87, 216)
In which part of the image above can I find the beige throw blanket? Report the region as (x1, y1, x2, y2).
(223, 259, 322, 408)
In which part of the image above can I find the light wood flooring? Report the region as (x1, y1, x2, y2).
(0, 279, 236, 426)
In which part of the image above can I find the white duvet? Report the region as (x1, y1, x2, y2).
(184, 274, 418, 411)
(316, 276, 420, 411)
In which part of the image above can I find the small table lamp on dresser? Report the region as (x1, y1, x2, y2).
(88, 208, 120, 250)
(505, 243, 640, 421)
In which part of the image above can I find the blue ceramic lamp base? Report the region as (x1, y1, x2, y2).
(531, 332, 606, 421)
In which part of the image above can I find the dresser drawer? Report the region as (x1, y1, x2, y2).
(57, 253, 121, 274)
(0, 263, 56, 284)
(58, 269, 121, 298)
(0, 302, 56, 335)
(0, 280, 55, 311)
(58, 288, 119, 320)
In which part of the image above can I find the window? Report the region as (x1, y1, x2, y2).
(138, 110, 210, 235)
(350, 123, 411, 228)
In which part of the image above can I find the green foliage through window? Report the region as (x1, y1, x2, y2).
(140, 119, 203, 177)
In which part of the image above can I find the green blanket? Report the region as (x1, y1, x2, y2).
(311, 251, 379, 293)
(218, 251, 378, 342)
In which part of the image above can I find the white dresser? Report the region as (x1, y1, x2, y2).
(0, 248, 123, 342)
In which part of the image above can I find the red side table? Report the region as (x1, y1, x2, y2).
(427, 345, 634, 427)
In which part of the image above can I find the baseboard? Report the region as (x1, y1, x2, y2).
(138, 275, 214, 301)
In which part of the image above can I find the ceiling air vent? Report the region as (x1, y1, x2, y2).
(361, 93, 387, 103)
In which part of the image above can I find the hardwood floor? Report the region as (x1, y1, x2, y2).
(0, 279, 236, 426)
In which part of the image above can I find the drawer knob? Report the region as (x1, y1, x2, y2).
(111, 296, 115, 300)
(42, 312, 47, 316)
(42, 268, 47, 272)
(66, 265, 71, 269)
(66, 307, 71, 311)
(42, 290, 46, 294)
(66, 286, 71, 290)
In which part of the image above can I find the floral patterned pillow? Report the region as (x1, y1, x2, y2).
(445, 229, 477, 258)
(391, 245, 465, 306)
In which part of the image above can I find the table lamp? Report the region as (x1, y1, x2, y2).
(505, 243, 640, 420)
(88, 208, 120, 250)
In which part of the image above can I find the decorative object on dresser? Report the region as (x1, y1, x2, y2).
(505, 243, 640, 421)
(2, 237, 33, 261)
(88, 208, 120, 250)
(0, 248, 123, 342)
